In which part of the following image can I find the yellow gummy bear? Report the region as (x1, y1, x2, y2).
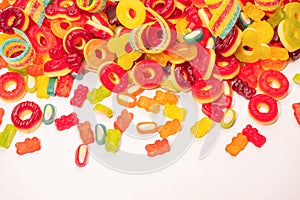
(243, 2, 265, 21)
(163, 103, 187, 122)
(190, 117, 214, 138)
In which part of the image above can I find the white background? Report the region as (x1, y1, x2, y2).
(1, 59, 300, 200)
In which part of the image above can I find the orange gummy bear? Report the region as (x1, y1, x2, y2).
(137, 96, 160, 114)
(158, 119, 182, 139)
(15, 137, 41, 155)
(154, 90, 178, 105)
(225, 133, 248, 156)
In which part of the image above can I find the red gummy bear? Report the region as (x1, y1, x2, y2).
(55, 112, 79, 131)
(145, 139, 170, 157)
(70, 84, 89, 108)
(242, 125, 266, 148)
(56, 75, 74, 97)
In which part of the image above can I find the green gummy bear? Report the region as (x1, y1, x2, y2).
(105, 129, 121, 153)
(0, 124, 17, 149)
(87, 86, 111, 104)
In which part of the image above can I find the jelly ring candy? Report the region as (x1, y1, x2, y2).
(98, 62, 128, 93)
(170, 61, 196, 92)
(143, 0, 175, 18)
(258, 70, 289, 100)
(0, 7, 29, 34)
(94, 103, 113, 118)
(15, 137, 41, 155)
(220, 108, 236, 129)
(215, 26, 242, 57)
(42, 104, 56, 125)
(76, 0, 106, 13)
(116, 93, 137, 108)
(132, 60, 164, 90)
(84, 39, 115, 72)
(50, 18, 84, 38)
(95, 124, 106, 145)
(136, 122, 158, 134)
(11, 101, 43, 133)
(63, 27, 93, 56)
(45, 0, 81, 21)
(145, 139, 170, 157)
(213, 55, 240, 80)
(75, 144, 89, 167)
(116, 0, 146, 29)
(254, 0, 282, 11)
(248, 94, 278, 125)
(0, 72, 26, 102)
(27, 24, 58, 55)
(192, 77, 224, 104)
(0, 29, 36, 70)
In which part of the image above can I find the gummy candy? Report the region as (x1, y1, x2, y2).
(15, 137, 41, 155)
(55, 75, 74, 98)
(75, 144, 89, 167)
(87, 85, 111, 104)
(225, 133, 248, 156)
(154, 90, 178, 105)
(145, 139, 170, 157)
(70, 84, 89, 108)
(137, 96, 160, 114)
(232, 78, 256, 100)
(114, 109, 133, 132)
(190, 117, 214, 138)
(163, 104, 187, 122)
(158, 119, 182, 139)
(55, 112, 79, 131)
(0, 124, 16, 149)
(78, 121, 95, 145)
(94, 103, 113, 118)
(242, 124, 266, 147)
(105, 129, 121, 153)
(292, 102, 300, 125)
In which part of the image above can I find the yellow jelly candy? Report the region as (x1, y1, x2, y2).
(163, 103, 187, 122)
(248, 20, 274, 44)
(235, 27, 271, 63)
(190, 117, 214, 138)
(243, 2, 265, 21)
(278, 2, 300, 52)
(116, 0, 146, 29)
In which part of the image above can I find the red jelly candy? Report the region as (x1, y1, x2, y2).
(242, 124, 266, 148)
(70, 84, 89, 108)
(55, 112, 79, 131)
(232, 78, 256, 100)
(201, 103, 224, 123)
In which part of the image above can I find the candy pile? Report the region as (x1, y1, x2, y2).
(0, 0, 300, 167)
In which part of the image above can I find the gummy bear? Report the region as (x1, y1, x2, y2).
(70, 84, 89, 108)
(77, 121, 95, 145)
(15, 137, 41, 155)
(225, 133, 248, 156)
(158, 119, 182, 139)
(55, 112, 79, 131)
(242, 124, 266, 147)
(145, 139, 170, 157)
(114, 109, 133, 132)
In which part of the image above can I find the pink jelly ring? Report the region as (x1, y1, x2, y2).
(248, 94, 278, 125)
(258, 69, 289, 100)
